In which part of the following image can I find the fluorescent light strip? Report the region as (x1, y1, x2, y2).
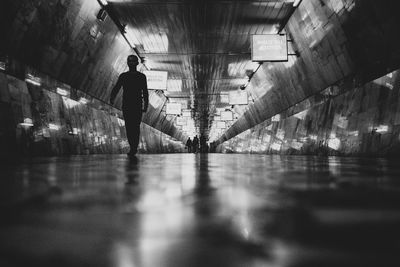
(98, 0, 108, 6)
(56, 87, 69, 96)
(79, 97, 89, 104)
(293, 0, 301, 7)
(19, 123, 34, 127)
(25, 78, 41, 86)
(48, 123, 60, 131)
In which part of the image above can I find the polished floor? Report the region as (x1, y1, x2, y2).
(1, 154, 400, 267)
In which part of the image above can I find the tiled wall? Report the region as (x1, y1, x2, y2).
(0, 0, 188, 141)
(0, 72, 185, 159)
(215, 0, 400, 145)
(1, 0, 129, 101)
(216, 69, 400, 157)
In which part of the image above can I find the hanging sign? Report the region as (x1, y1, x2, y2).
(166, 103, 182, 115)
(216, 121, 226, 129)
(252, 34, 288, 62)
(167, 79, 182, 92)
(176, 117, 187, 126)
(149, 92, 164, 108)
(144, 71, 168, 90)
(220, 94, 230, 103)
(221, 111, 233, 121)
(229, 90, 248, 105)
(182, 109, 192, 117)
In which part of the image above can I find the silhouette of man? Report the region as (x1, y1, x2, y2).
(186, 137, 192, 153)
(200, 134, 206, 153)
(192, 135, 199, 153)
(110, 55, 149, 156)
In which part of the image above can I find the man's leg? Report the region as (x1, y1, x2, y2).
(131, 114, 142, 153)
(124, 110, 142, 155)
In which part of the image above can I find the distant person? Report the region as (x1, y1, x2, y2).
(192, 135, 199, 153)
(186, 137, 193, 153)
(110, 55, 149, 156)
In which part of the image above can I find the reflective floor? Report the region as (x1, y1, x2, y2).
(1, 154, 400, 267)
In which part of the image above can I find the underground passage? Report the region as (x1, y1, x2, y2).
(1, 0, 400, 266)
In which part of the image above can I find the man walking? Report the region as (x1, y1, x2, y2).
(192, 135, 199, 153)
(186, 137, 192, 153)
(110, 55, 149, 156)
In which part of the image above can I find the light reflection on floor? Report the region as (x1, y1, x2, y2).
(1, 154, 400, 267)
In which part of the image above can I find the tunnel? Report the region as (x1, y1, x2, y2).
(1, 0, 400, 266)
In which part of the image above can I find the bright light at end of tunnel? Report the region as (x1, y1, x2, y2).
(328, 138, 341, 150)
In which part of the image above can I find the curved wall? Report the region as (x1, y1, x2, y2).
(215, 0, 400, 145)
(0, 71, 185, 159)
(0, 0, 186, 141)
(217, 69, 400, 157)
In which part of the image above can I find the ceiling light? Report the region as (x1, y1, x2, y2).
(48, 123, 61, 131)
(79, 97, 89, 104)
(98, 0, 108, 6)
(293, 0, 302, 7)
(97, 8, 107, 21)
(25, 73, 43, 86)
(19, 118, 34, 127)
(56, 87, 69, 96)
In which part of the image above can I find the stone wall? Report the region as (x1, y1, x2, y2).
(216, 69, 400, 157)
(0, 72, 185, 159)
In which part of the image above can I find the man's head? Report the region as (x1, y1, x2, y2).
(127, 55, 139, 69)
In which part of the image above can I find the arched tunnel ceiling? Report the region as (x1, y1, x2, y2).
(106, 0, 297, 138)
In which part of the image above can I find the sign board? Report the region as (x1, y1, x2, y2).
(220, 94, 230, 103)
(176, 117, 186, 126)
(166, 103, 181, 115)
(221, 111, 233, 121)
(144, 71, 168, 90)
(186, 119, 195, 127)
(216, 121, 226, 129)
(252, 34, 288, 62)
(149, 92, 164, 109)
(229, 90, 248, 105)
(167, 79, 182, 92)
(169, 98, 188, 108)
(182, 110, 191, 117)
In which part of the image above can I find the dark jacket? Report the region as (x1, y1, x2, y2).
(111, 70, 149, 111)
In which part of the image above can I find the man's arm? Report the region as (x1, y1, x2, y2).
(110, 75, 123, 105)
(142, 75, 149, 112)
